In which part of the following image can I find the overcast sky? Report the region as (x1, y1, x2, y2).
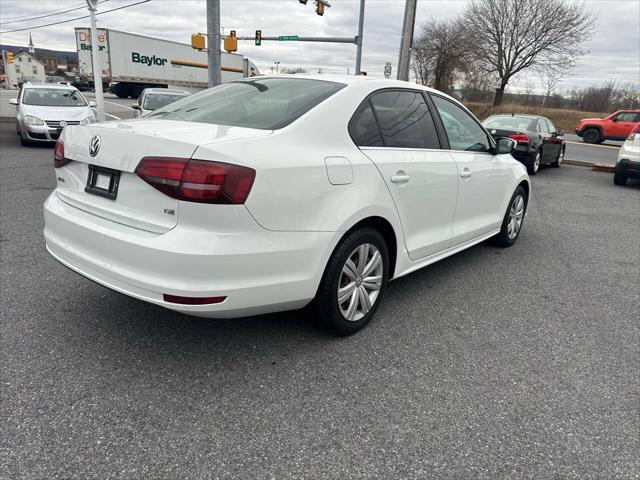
(1, 0, 638, 92)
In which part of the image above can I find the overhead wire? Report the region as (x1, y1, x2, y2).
(0, 1, 110, 26)
(1, 0, 151, 34)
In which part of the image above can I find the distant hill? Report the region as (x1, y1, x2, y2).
(0, 44, 78, 63)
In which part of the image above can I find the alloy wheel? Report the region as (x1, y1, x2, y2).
(507, 194, 525, 240)
(337, 243, 383, 321)
(533, 153, 540, 173)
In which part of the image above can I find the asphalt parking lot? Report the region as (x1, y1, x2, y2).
(1, 123, 638, 479)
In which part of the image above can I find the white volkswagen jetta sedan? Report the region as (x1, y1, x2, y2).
(44, 75, 529, 335)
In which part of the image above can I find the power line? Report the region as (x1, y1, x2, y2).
(0, 1, 110, 26)
(0, 0, 151, 34)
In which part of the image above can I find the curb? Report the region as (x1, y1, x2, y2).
(0, 116, 15, 123)
(563, 159, 597, 167)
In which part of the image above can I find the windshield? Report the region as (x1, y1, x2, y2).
(143, 93, 189, 111)
(22, 88, 87, 107)
(483, 116, 533, 131)
(147, 78, 346, 130)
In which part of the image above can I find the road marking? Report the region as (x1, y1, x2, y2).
(104, 100, 134, 111)
(92, 108, 120, 120)
(566, 141, 620, 150)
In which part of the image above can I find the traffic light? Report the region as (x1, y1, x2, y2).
(315, 1, 324, 15)
(224, 30, 237, 52)
(255, 30, 262, 46)
(6, 52, 14, 64)
(191, 33, 205, 50)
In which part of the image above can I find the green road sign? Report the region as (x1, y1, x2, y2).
(278, 35, 299, 41)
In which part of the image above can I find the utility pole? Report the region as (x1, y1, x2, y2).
(354, 0, 365, 75)
(396, 0, 417, 82)
(85, 0, 105, 121)
(206, 0, 221, 87)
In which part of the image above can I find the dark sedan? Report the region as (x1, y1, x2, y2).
(482, 114, 565, 175)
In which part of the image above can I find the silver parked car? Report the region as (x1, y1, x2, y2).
(131, 88, 191, 117)
(10, 83, 96, 146)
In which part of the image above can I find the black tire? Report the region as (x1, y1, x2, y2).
(526, 151, 541, 175)
(582, 128, 601, 144)
(550, 146, 564, 168)
(613, 172, 627, 186)
(16, 122, 20, 135)
(493, 186, 527, 247)
(314, 227, 389, 336)
(19, 134, 31, 146)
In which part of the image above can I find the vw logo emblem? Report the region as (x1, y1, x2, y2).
(59, 120, 67, 128)
(89, 135, 101, 157)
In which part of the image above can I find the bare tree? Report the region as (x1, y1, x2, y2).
(462, 0, 595, 105)
(283, 67, 308, 74)
(411, 19, 470, 94)
(541, 67, 564, 106)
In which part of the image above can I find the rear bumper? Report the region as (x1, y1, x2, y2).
(615, 158, 640, 179)
(44, 191, 335, 318)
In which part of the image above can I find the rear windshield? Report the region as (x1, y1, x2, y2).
(147, 78, 345, 130)
(483, 116, 533, 131)
(22, 88, 87, 107)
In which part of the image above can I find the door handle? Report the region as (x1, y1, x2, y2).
(391, 173, 410, 183)
(460, 168, 472, 179)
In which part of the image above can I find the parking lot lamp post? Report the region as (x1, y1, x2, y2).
(85, 0, 105, 122)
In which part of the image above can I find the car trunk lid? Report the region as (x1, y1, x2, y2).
(55, 120, 270, 233)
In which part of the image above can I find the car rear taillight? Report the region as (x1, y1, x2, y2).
(135, 157, 256, 204)
(508, 133, 530, 145)
(627, 123, 639, 141)
(53, 139, 70, 168)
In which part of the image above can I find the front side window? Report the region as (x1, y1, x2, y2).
(21, 88, 87, 107)
(614, 112, 638, 122)
(537, 119, 550, 133)
(368, 90, 440, 149)
(147, 78, 345, 130)
(545, 119, 557, 133)
(431, 95, 490, 152)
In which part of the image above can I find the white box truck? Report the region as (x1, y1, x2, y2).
(75, 28, 260, 98)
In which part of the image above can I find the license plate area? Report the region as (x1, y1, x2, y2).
(85, 164, 121, 200)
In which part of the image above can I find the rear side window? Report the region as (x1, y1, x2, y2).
(349, 102, 383, 146)
(369, 91, 440, 149)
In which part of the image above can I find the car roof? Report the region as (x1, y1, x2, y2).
(142, 88, 190, 95)
(22, 82, 78, 90)
(245, 74, 460, 100)
(487, 113, 546, 120)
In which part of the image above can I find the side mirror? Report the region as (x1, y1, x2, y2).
(131, 104, 140, 109)
(496, 137, 517, 155)
(9, 98, 18, 105)
(552, 130, 565, 137)
(89, 100, 97, 107)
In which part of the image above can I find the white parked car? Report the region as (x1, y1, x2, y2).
(10, 83, 96, 146)
(614, 123, 640, 186)
(132, 88, 191, 117)
(44, 75, 530, 335)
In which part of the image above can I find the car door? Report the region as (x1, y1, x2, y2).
(429, 94, 513, 246)
(609, 112, 639, 139)
(538, 118, 560, 162)
(351, 89, 459, 260)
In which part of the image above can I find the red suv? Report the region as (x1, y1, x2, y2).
(575, 110, 640, 144)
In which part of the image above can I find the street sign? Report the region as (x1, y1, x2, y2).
(278, 35, 299, 41)
(384, 62, 392, 78)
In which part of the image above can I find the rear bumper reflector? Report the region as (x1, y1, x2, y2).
(163, 294, 226, 305)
